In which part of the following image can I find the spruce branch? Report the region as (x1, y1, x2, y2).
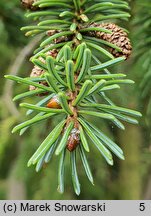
(5, 0, 142, 195)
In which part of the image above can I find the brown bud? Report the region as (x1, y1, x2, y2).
(67, 128, 80, 152)
(46, 96, 61, 109)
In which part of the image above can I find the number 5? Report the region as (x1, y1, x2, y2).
(139, 203, 145, 211)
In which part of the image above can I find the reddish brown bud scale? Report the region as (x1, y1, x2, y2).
(21, 0, 38, 10)
(46, 96, 61, 109)
(46, 30, 71, 44)
(47, 30, 59, 37)
(67, 128, 80, 152)
(47, 49, 58, 59)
